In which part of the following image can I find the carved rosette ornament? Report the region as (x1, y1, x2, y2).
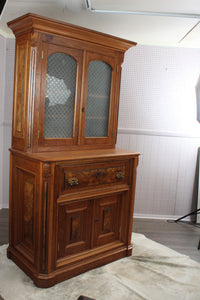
(42, 163, 51, 179)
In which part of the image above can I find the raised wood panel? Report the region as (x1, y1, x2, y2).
(12, 34, 31, 152)
(13, 168, 35, 263)
(15, 44, 25, 133)
(23, 179, 34, 248)
(57, 200, 92, 258)
(93, 195, 121, 247)
(14, 42, 27, 137)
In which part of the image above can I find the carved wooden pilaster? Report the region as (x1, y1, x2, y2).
(27, 47, 36, 150)
(41, 163, 51, 272)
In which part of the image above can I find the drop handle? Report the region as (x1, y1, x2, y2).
(68, 177, 79, 186)
(94, 171, 104, 178)
(116, 171, 125, 179)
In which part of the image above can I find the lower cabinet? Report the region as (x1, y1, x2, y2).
(57, 194, 121, 260)
(8, 150, 139, 287)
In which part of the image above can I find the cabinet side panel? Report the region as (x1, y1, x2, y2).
(12, 36, 30, 151)
(8, 154, 41, 268)
(13, 168, 35, 263)
(15, 44, 25, 134)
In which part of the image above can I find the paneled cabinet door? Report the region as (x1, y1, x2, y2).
(57, 193, 122, 260)
(38, 43, 83, 149)
(57, 200, 92, 259)
(93, 194, 121, 247)
(80, 52, 118, 146)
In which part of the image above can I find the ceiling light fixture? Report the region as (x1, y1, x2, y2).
(85, 0, 200, 19)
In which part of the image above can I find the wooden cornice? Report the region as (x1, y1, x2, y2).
(7, 13, 137, 52)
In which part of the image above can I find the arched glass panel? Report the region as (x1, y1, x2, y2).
(44, 53, 76, 138)
(85, 60, 112, 137)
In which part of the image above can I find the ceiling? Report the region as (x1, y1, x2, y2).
(0, 0, 200, 48)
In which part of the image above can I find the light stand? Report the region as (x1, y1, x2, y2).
(175, 75, 200, 249)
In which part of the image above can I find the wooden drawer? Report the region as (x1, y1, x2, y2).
(56, 160, 129, 195)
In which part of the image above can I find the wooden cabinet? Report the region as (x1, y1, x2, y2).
(7, 13, 139, 287)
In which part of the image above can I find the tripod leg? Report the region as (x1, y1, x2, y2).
(175, 209, 200, 222)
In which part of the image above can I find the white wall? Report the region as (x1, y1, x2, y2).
(0, 35, 6, 209)
(0, 35, 15, 209)
(117, 45, 200, 219)
(1, 39, 200, 221)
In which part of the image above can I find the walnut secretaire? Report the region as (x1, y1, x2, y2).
(7, 13, 139, 287)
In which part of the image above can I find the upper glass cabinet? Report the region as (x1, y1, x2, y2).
(39, 44, 82, 148)
(38, 43, 118, 150)
(44, 53, 76, 139)
(8, 13, 135, 152)
(85, 60, 112, 138)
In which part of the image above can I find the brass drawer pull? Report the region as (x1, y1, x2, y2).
(116, 171, 125, 179)
(94, 171, 104, 178)
(68, 177, 79, 186)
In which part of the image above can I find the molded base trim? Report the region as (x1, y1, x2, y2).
(7, 244, 130, 288)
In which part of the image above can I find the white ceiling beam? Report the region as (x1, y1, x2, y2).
(89, 9, 200, 19)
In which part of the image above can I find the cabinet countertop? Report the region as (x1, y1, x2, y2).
(10, 148, 140, 163)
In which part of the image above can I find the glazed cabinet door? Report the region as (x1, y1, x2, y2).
(38, 43, 83, 150)
(80, 52, 118, 146)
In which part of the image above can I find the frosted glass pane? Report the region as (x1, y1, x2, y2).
(85, 60, 111, 137)
(44, 53, 76, 138)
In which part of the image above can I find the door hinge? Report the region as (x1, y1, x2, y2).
(41, 50, 44, 59)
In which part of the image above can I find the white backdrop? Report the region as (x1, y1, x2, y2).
(117, 44, 200, 219)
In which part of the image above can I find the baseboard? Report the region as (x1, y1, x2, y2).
(133, 213, 195, 222)
(0, 203, 9, 210)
